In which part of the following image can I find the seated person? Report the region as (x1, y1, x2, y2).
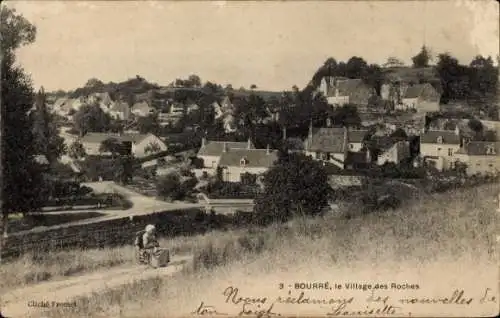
(137, 224, 160, 264)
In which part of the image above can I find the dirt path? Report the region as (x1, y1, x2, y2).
(0, 255, 192, 318)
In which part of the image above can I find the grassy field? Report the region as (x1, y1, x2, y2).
(3, 182, 498, 317)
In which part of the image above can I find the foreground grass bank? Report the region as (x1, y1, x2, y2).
(34, 182, 499, 318)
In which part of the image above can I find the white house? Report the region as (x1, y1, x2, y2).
(218, 146, 279, 182)
(79, 132, 167, 158)
(132, 101, 155, 117)
(109, 101, 131, 120)
(419, 127, 461, 171)
(197, 138, 254, 170)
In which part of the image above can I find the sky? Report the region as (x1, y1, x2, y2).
(6, 0, 500, 92)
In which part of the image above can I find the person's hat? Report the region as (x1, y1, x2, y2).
(145, 224, 156, 232)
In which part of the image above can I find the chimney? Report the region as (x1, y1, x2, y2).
(247, 138, 252, 149)
(223, 142, 228, 152)
(266, 144, 270, 155)
(308, 119, 313, 140)
(201, 137, 206, 148)
(343, 126, 349, 156)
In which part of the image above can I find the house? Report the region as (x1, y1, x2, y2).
(218, 146, 279, 182)
(197, 138, 254, 169)
(399, 83, 440, 113)
(454, 141, 500, 176)
(347, 129, 369, 152)
(108, 101, 131, 120)
(169, 103, 184, 116)
(375, 139, 411, 166)
(53, 98, 78, 117)
(186, 102, 200, 114)
(303, 125, 370, 169)
(212, 101, 224, 119)
(419, 128, 461, 171)
(318, 76, 376, 110)
(132, 101, 155, 117)
(79, 132, 167, 158)
(87, 92, 113, 109)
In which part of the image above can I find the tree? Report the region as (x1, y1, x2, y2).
(68, 141, 86, 160)
(114, 155, 134, 185)
(323, 57, 338, 76)
(156, 173, 182, 201)
(73, 103, 112, 135)
(254, 153, 330, 223)
(436, 53, 463, 102)
(144, 141, 162, 155)
(137, 114, 160, 134)
(362, 64, 383, 95)
(99, 138, 124, 157)
(331, 104, 361, 128)
(250, 84, 257, 90)
(31, 87, 66, 164)
(187, 74, 202, 88)
(345, 56, 368, 78)
(390, 128, 408, 140)
(468, 119, 483, 133)
(412, 45, 432, 68)
(85, 78, 104, 88)
(1, 7, 44, 261)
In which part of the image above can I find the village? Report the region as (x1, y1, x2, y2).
(39, 62, 500, 197)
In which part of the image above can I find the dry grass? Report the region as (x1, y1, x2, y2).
(36, 182, 499, 318)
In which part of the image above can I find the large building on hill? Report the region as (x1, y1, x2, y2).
(380, 82, 441, 113)
(303, 124, 370, 169)
(318, 76, 375, 110)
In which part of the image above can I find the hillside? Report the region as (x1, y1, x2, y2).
(48, 77, 285, 105)
(1, 182, 497, 317)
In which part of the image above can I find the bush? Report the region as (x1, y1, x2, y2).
(201, 181, 260, 199)
(156, 173, 182, 201)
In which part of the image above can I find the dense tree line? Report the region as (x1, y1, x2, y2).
(1, 7, 45, 259)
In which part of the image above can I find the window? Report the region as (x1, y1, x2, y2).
(436, 136, 443, 144)
(486, 146, 496, 155)
(448, 148, 453, 156)
(240, 157, 248, 166)
(349, 144, 354, 150)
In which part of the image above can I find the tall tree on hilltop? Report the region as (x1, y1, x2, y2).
(345, 56, 368, 78)
(1, 7, 45, 261)
(412, 45, 432, 68)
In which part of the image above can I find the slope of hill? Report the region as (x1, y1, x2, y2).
(1, 182, 496, 317)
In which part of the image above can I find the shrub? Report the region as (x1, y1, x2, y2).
(156, 173, 182, 201)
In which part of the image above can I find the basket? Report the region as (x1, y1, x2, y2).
(150, 248, 170, 268)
